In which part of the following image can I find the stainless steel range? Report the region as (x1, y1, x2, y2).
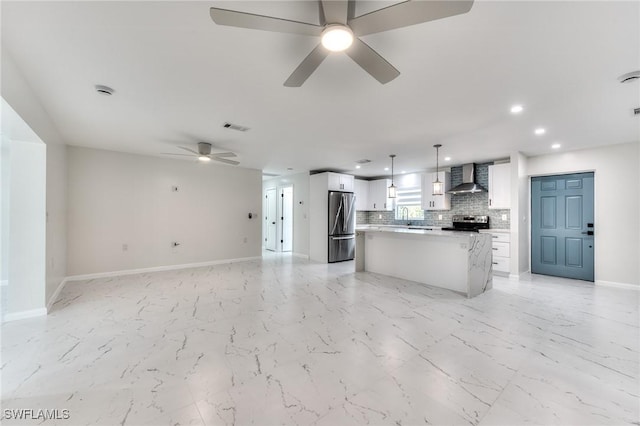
(442, 215, 490, 232)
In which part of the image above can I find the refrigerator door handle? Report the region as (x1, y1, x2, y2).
(330, 197, 343, 235)
(331, 235, 355, 240)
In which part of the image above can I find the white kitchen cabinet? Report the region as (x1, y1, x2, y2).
(327, 172, 354, 192)
(488, 163, 511, 209)
(354, 179, 369, 211)
(480, 230, 511, 275)
(368, 179, 393, 211)
(421, 172, 451, 210)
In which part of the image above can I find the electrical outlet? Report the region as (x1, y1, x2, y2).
(122, 244, 128, 252)
(378, 214, 382, 219)
(501, 214, 507, 221)
(438, 214, 443, 220)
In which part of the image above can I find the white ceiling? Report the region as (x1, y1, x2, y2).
(2, 1, 639, 177)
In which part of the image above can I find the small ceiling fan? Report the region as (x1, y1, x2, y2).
(163, 142, 239, 165)
(209, 0, 474, 87)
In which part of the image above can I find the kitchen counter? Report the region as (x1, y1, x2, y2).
(355, 227, 492, 298)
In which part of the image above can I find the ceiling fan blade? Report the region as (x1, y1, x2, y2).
(213, 157, 240, 166)
(321, 1, 348, 24)
(161, 153, 196, 157)
(284, 44, 330, 87)
(210, 7, 323, 36)
(349, 0, 474, 36)
(178, 146, 200, 155)
(212, 152, 237, 158)
(346, 38, 400, 84)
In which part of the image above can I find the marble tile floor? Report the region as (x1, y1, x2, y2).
(1, 253, 638, 426)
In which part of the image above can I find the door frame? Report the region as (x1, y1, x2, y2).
(262, 184, 295, 253)
(528, 170, 596, 282)
(279, 184, 294, 252)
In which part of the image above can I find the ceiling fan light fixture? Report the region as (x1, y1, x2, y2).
(321, 25, 354, 52)
(198, 156, 211, 162)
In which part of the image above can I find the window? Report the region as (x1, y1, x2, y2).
(394, 175, 424, 220)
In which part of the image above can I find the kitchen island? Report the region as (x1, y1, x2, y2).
(355, 226, 492, 298)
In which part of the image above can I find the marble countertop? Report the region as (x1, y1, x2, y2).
(356, 225, 480, 238)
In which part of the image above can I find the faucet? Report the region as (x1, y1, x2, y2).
(401, 207, 410, 225)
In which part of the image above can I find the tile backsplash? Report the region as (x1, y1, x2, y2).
(357, 162, 510, 229)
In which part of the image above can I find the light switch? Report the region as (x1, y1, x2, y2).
(501, 214, 507, 221)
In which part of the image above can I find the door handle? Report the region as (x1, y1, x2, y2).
(272, 222, 276, 225)
(332, 236, 355, 240)
(581, 231, 594, 236)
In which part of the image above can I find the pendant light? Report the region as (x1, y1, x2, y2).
(432, 144, 444, 196)
(388, 154, 397, 198)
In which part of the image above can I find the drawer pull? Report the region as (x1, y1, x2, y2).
(492, 248, 498, 250)
(492, 262, 498, 265)
(492, 235, 498, 238)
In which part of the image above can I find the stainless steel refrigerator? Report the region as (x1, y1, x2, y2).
(328, 191, 356, 263)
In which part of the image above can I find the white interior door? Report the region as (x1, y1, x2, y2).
(280, 186, 293, 252)
(265, 188, 277, 251)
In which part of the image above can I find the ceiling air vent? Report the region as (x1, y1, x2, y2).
(223, 122, 250, 132)
(356, 159, 371, 164)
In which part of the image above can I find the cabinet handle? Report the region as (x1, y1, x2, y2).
(492, 262, 498, 265)
(373, 203, 376, 209)
(492, 235, 498, 238)
(492, 248, 498, 250)
(384, 203, 386, 209)
(489, 199, 492, 206)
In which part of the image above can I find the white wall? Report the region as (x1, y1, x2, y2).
(2, 50, 67, 307)
(509, 152, 529, 275)
(262, 172, 310, 257)
(5, 139, 47, 317)
(67, 147, 262, 276)
(527, 142, 639, 286)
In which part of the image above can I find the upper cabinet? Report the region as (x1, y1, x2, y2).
(354, 179, 369, 211)
(421, 171, 451, 210)
(368, 179, 394, 211)
(488, 163, 511, 209)
(327, 172, 354, 192)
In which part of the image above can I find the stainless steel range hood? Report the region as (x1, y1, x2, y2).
(447, 163, 486, 194)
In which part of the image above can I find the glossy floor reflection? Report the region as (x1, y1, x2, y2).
(2, 253, 638, 425)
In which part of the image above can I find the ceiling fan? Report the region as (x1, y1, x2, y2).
(209, 0, 474, 87)
(163, 142, 239, 165)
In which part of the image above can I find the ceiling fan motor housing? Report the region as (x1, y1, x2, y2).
(197, 142, 212, 156)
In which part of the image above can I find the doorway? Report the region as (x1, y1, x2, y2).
(265, 188, 277, 251)
(279, 186, 293, 252)
(531, 172, 594, 281)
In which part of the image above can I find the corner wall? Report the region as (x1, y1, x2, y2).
(67, 147, 262, 276)
(527, 142, 639, 286)
(2, 50, 67, 310)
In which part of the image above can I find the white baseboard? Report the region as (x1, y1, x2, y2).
(46, 278, 68, 312)
(292, 252, 310, 260)
(65, 256, 262, 282)
(596, 280, 639, 290)
(3, 307, 47, 323)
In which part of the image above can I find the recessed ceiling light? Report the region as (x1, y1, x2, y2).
(95, 85, 114, 96)
(384, 167, 389, 171)
(355, 165, 361, 169)
(401, 171, 406, 174)
(534, 127, 546, 135)
(444, 156, 451, 162)
(198, 156, 211, 162)
(510, 105, 523, 114)
(551, 143, 561, 149)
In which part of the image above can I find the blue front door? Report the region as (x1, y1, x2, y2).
(531, 173, 594, 281)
